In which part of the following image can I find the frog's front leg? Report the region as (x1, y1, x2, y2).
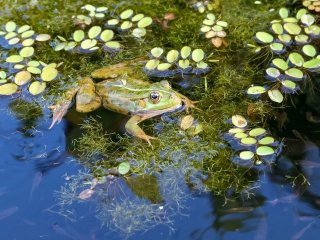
(125, 115, 156, 147)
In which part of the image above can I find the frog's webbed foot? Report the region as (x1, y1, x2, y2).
(125, 115, 157, 147)
(181, 96, 198, 113)
(48, 87, 79, 129)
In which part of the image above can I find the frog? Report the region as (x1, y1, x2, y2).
(49, 59, 196, 146)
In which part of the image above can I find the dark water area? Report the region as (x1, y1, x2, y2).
(1, 95, 320, 240)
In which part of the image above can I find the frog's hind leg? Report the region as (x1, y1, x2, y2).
(76, 77, 102, 113)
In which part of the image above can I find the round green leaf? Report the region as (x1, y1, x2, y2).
(132, 13, 144, 22)
(283, 23, 301, 35)
(118, 162, 130, 175)
(249, 128, 266, 137)
(200, 26, 211, 33)
(288, 52, 304, 67)
(247, 86, 267, 95)
(266, 67, 281, 79)
(132, 28, 146, 38)
(88, 26, 102, 39)
(5, 21, 16, 32)
(279, 8, 289, 19)
(96, 6, 108, 12)
(22, 38, 35, 47)
(278, 34, 292, 44)
(81, 39, 97, 49)
(6, 55, 24, 63)
(157, 63, 172, 71)
(285, 68, 304, 80)
(270, 42, 284, 53)
(191, 49, 205, 63)
(27, 60, 40, 67)
(0, 71, 6, 79)
(206, 13, 216, 21)
(239, 151, 254, 160)
(14, 71, 32, 86)
(36, 34, 51, 42)
(151, 47, 164, 58)
(120, 21, 133, 31)
(272, 58, 288, 71)
(216, 21, 228, 28)
(137, 17, 153, 28)
(178, 59, 190, 69)
(305, 25, 320, 36)
(212, 25, 223, 32)
(197, 61, 208, 69)
(19, 47, 34, 58)
(271, 23, 283, 35)
(228, 128, 245, 134)
(27, 66, 41, 74)
(5, 32, 17, 40)
(21, 30, 35, 39)
(17, 25, 31, 33)
(8, 37, 20, 45)
(281, 80, 296, 90)
(241, 137, 257, 145)
(255, 31, 274, 43)
(268, 89, 284, 103)
(105, 41, 121, 50)
(256, 146, 275, 156)
(145, 59, 160, 70)
(100, 29, 114, 42)
(83, 4, 95, 12)
(73, 30, 85, 42)
(28, 81, 46, 95)
(166, 49, 179, 63)
(120, 9, 134, 20)
(301, 14, 315, 26)
(41, 67, 58, 82)
(259, 136, 275, 145)
(234, 132, 248, 139)
(107, 19, 119, 26)
(294, 34, 309, 44)
(180, 46, 191, 59)
(302, 45, 317, 57)
(296, 9, 308, 20)
(303, 58, 320, 70)
(0, 83, 18, 95)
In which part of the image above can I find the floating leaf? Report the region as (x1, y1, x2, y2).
(271, 23, 283, 35)
(107, 19, 119, 26)
(15, 71, 31, 86)
(196, 61, 208, 69)
(228, 128, 245, 134)
(5, 32, 17, 40)
(205, 31, 216, 38)
(0, 83, 18, 95)
(302, 44, 316, 57)
(100, 29, 114, 42)
(96, 6, 108, 12)
(231, 115, 247, 128)
(120, 21, 133, 31)
(28, 60, 40, 67)
(256, 146, 275, 156)
(239, 151, 254, 160)
(88, 26, 102, 39)
(212, 25, 223, 32)
(29, 81, 46, 95)
(22, 38, 35, 47)
(27, 66, 41, 74)
(249, 128, 266, 137)
(120, 9, 134, 19)
(151, 47, 164, 58)
(247, 86, 267, 95)
(279, 8, 289, 19)
(303, 58, 320, 71)
(191, 49, 205, 63)
(180, 46, 191, 59)
(281, 80, 297, 90)
(118, 162, 130, 175)
(296, 9, 308, 20)
(234, 132, 248, 139)
(305, 25, 320, 37)
(6, 55, 24, 63)
(301, 14, 315, 26)
(83, 4, 95, 12)
(14, 64, 25, 69)
(132, 13, 144, 22)
(288, 52, 304, 67)
(166, 49, 179, 63)
(216, 21, 228, 28)
(73, 30, 85, 42)
(17, 25, 31, 33)
(268, 89, 283, 103)
(81, 39, 97, 49)
(0, 71, 6, 79)
(278, 34, 292, 45)
(157, 63, 172, 71)
(294, 34, 309, 44)
(105, 41, 120, 50)
(255, 31, 274, 43)
(137, 17, 153, 28)
(283, 23, 301, 35)
(145, 59, 160, 70)
(285, 68, 304, 80)
(132, 28, 146, 38)
(266, 67, 281, 79)
(41, 67, 58, 82)
(241, 137, 257, 145)
(270, 42, 285, 53)
(19, 47, 34, 58)
(259, 136, 275, 145)
(178, 59, 190, 69)
(206, 13, 216, 21)
(200, 26, 211, 33)
(36, 34, 51, 42)
(21, 30, 35, 39)
(5, 21, 17, 32)
(272, 58, 288, 71)
(8, 38, 20, 45)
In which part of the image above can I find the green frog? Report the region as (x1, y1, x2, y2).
(49, 60, 196, 145)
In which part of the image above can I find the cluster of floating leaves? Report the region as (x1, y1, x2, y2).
(191, 0, 215, 13)
(302, 0, 320, 12)
(200, 13, 228, 48)
(223, 115, 282, 169)
(247, 8, 320, 103)
(0, 21, 60, 96)
(55, 6, 153, 53)
(144, 46, 210, 78)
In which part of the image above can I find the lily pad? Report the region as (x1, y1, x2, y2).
(22, 38, 35, 47)
(255, 31, 274, 44)
(36, 34, 51, 42)
(132, 13, 144, 22)
(294, 34, 309, 44)
(81, 39, 97, 50)
(21, 30, 35, 39)
(288, 52, 304, 67)
(196, 61, 208, 69)
(73, 30, 85, 42)
(259, 136, 275, 145)
(228, 128, 245, 134)
(120, 21, 133, 31)
(27, 66, 41, 74)
(270, 42, 285, 53)
(0, 83, 18, 95)
(200, 26, 211, 33)
(6, 55, 24, 63)
(256, 146, 275, 156)
(231, 115, 247, 128)
(180, 46, 191, 59)
(281, 80, 297, 90)
(301, 14, 315, 26)
(241, 137, 257, 145)
(105, 41, 121, 50)
(118, 162, 130, 175)
(268, 89, 284, 103)
(17, 25, 31, 33)
(266, 67, 281, 79)
(178, 59, 190, 69)
(145, 59, 160, 70)
(247, 86, 267, 95)
(279, 8, 289, 19)
(216, 21, 228, 28)
(284, 23, 301, 35)
(151, 47, 164, 58)
(157, 63, 172, 71)
(303, 58, 320, 71)
(19, 47, 34, 58)
(206, 13, 216, 21)
(8, 38, 20, 45)
(100, 29, 114, 42)
(5, 21, 17, 32)
(239, 151, 254, 160)
(132, 28, 146, 38)
(302, 44, 317, 57)
(272, 58, 288, 71)
(203, 19, 215, 26)
(305, 25, 320, 37)
(107, 19, 119, 26)
(120, 9, 134, 20)
(41, 67, 58, 82)
(88, 26, 102, 39)
(191, 49, 205, 63)
(166, 50, 179, 63)
(28, 81, 46, 95)
(285, 68, 304, 81)
(249, 128, 266, 137)
(271, 23, 284, 35)
(14, 71, 32, 86)
(137, 17, 153, 28)
(278, 34, 292, 45)
(234, 132, 248, 139)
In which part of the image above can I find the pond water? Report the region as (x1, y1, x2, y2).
(1, 0, 320, 239)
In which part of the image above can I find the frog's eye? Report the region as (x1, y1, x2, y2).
(149, 91, 161, 103)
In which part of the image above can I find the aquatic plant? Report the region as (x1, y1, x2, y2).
(54, 5, 153, 53)
(144, 46, 210, 78)
(223, 115, 282, 169)
(191, 0, 217, 13)
(200, 13, 228, 48)
(302, 0, 320, 12)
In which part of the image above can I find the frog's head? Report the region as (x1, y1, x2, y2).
(135, 80, 194, 118)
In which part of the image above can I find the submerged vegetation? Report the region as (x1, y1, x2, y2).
(4, 0, 318, 237)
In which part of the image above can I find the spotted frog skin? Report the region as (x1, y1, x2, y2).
(49, 60, 195, 145)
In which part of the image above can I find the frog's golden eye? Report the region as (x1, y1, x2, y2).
(149, 91, 161, 103)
